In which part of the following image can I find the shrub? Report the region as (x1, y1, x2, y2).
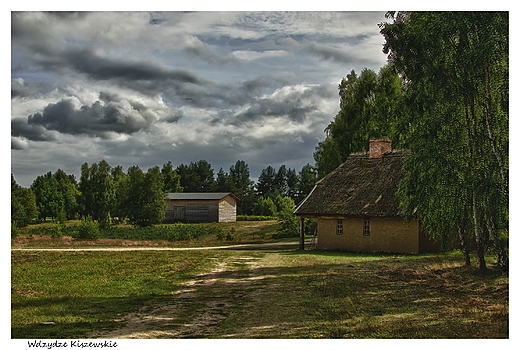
(215, 227, 225, 241)
(237, 215, 277, 221)
(274, 195, 299, 238)
(11, 223, 20, 238)
(50, 223, 63, 238)
(226, 227, 236, 241)
(78, 217, 100, 240)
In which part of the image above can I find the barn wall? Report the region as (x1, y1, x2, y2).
(164, 199, 219, 222)
(218, 195, 237, 222)
(316, 217, 422, 254)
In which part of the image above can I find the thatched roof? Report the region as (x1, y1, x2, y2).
(294, 150, 409, 218)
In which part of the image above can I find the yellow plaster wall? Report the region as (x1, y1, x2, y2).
(317, 217, 420, 254)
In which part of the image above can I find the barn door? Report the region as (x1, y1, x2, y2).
(173, 206, 186, 221)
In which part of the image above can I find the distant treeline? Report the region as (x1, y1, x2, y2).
(11, 159, 317, 229)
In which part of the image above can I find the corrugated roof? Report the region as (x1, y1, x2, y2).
(166, 192, 236, 201)
(294, 150, 409, 218)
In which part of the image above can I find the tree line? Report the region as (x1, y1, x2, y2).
(314, 12, 508, 273)
(11, 159, 317, 230)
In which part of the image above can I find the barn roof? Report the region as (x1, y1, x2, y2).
(166, 192, 237, 201)
(294, 150, 409, 218)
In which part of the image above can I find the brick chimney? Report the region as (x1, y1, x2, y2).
(369, 138, 392, 159)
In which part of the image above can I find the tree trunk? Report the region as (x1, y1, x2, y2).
(473, 192, 487, 271)
(458, 224, 471, 267)
(299, 217, 305, 250)
(484, 208, 509, 275)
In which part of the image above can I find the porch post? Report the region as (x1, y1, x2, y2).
(299, 217, 305, 250)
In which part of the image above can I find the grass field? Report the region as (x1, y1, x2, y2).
(11, 238, 508, 339)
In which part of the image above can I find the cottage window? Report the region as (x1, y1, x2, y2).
(363, 219, 370, 236)
(336, 220, 343, 235)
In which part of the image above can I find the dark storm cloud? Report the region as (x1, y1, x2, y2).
(239, 73, 299, 94)
(25, 97, 155, 138)
(11, 118, 57, 142)
(62, 48, 204, 84)
(34, 47, 237, 110)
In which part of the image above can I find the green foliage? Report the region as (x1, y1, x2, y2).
(11, 175, 38, 227)
(161, 161, 183, 193)
(236, 215, 276, 221)
(313, 66, 405, 178)
(50, 223, 63, 238)
(78, 217, 100, 240)
(119, 165, 166, 227)
(176, 160, 215, 192)
(100, 224, 221, 241)
(216, 227, 226, 241)
(296, 164, 318, 205)
(226, 227, 236, 241)
(253, 196, 277, 216)
(79, 160, 115, 227)
(53, 169, 80, 220)
(30, 171, 65, 221)
(11, 223, 21, 238)
(380, 11, 508, 272)
(229, 160, 256, 215)
(256, 165, 277, 198)
(274, 195, 299, 238)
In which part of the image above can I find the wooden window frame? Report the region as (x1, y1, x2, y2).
(336, 219, 343, 235)
(363, 219, 370, 236)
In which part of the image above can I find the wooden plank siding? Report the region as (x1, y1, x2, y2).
(164, 193, 237, 223)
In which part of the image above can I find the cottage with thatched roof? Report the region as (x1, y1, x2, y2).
(294, 139, 441, 254)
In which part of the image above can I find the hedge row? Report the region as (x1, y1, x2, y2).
(20, 222, 223, 242)
(236, 215, 276, 221)
(100, 224, 222, 241)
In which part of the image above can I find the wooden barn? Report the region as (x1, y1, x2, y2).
(294, 138, 441, 254)
(164, 193, 237, 223)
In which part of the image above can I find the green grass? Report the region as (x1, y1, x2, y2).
(12, 220, 283, 249)
(11, 248, 508, 339)
(11, 250, 219, 338)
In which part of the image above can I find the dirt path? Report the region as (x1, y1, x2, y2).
(11, 241, 301, 252)
(92, 254, 265, 338)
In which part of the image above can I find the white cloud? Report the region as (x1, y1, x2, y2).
(230, 50, 289, 61)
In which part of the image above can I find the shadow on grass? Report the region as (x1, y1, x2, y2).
(11, 295, 153, 339)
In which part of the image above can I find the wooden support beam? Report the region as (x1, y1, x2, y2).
(299, 217, 305, 250)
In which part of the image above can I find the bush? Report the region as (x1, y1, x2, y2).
(253, 197, 277, 216)
(50, 223, 63, 238)
(11, 223, 21, 238)
(226, 227, 236, 241)
(237, 215, 276, 221)
(215, 227, 225, 241)
(274, 195, 300, 238)
(98, 223, 222, 242)
(78, 217, 100, 240)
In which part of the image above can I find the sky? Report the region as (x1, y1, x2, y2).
(10, 10, 391, 188)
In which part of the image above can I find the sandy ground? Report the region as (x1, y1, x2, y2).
(90, 255, 265, 338)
